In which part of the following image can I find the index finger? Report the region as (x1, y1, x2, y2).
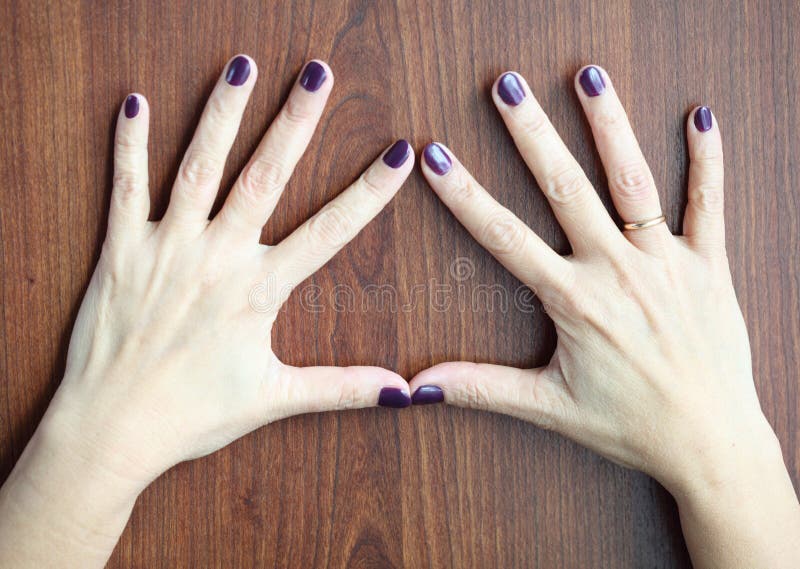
(420, 142, 570, 294)
(268, 140, 414, 291)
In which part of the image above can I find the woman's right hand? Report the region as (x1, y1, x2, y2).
(410, 65, 800, 568)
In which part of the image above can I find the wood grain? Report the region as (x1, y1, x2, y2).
(1, 0, 798, 567)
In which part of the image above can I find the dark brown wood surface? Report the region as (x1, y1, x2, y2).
(1, 1, 798, 567)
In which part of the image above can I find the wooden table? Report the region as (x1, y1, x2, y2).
(1, 1, 797, 567)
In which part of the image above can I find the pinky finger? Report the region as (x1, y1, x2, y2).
(108, 94, 150, 241)
(683, 106, 725, 257)
(409, 362, 568, 429)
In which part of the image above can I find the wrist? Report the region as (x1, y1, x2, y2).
(37, 383, 157, 496)
(663, 417, 800, 569)
(662, 414, 788, 505)
(0, 395, 146, 567)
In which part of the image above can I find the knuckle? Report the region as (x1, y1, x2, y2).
(592, 108, 626, 130)
(694, 240, 728, 261)
(461, 381, 493, 409)
(480, 212, 527, 257)
(609, 163, 654, 202)
(359, 171, 387, 200)
(112, 172, 143, 202)
(610, 256, 639, 294)
(335, 381, 361, 411)
(690, 183, 724, 214)
(115, 130, 141, 153)
(180, 149, 221, 188)
(281, 96, 315, 127)
(515, 107, 550, 139)
(207, 92, 238, 123)
(446, 175, 479, 204)
(549, 267, 583, 314)
(543, 167, 587, 205)
(308, 204, 352, 247)
(240, 157, 286, 200)
(692, 151, 724, 166)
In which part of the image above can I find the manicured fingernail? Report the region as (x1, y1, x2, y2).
(299, 61, 327, 92)
(225, 56, 251, 86)
(579, 66, 605, 97)
(694, 106, 713, 132)
(423, 143, 452, 176)
(412, 385, 444, 405)
(382, 139, 411, 168)
(497, 73, 525, 106)
(378, 387, 411, 408)
(124, 95, 139, 119)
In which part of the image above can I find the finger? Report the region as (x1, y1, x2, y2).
(269, 139, 413, 291)
(491, 72, 623, 255)
(215, 60, 333, 241)
(108, 94, 150, 240)
(683, 106, 725, 257)
(420, 142, 570, 295)
(161, 54, 257, 231)
(274, 365, 410, 418)
(409, 362, 567, 429)
(574, 65, 670, 248)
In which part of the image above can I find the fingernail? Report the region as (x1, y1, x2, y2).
(423, 143, 452, 176)
(497, 73, 525, 106)
(382, 139, 411, 168)
(378, 387, 411, 408)
(225, 55, 251, 86)
(694, 106, 713, 132)
(299, 61, 327, 92)
(412, 385, 444, 405)
(579, 66, 605, 97)
(124, 95, 139, 119)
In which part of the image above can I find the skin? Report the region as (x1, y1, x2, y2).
(0, 55, 796, 568)
(0, 55, 413, 567)
(410, 67, 800, 568)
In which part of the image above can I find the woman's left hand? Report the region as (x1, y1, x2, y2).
(0, 54, 413, 569)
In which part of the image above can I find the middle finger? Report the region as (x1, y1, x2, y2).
(214, 60, 334, 242)
(491, 71, 625, 256)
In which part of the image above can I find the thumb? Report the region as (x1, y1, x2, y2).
(409, 362, 567, 429)
(274, 364, 411, 418)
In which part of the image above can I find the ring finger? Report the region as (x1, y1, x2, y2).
(161, 54, 257, 233)
(491, 72, 624, 256)
(214, 60, 333, 242)
(574, 65, 670, 248)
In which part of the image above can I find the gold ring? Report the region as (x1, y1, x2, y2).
(623, 214, 666, 231)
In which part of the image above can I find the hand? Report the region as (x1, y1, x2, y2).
(411, 66, 800, 568)
(0, 54, 414, 568)
(411, 66, 776, 493)
(56, 54, 415, 481)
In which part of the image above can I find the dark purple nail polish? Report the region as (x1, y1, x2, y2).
(423, 143, 452, 176)
(382, 140, 411, 169)
(412, 385, 444, 405)
(579, 66, 605, 97)
(694, 106, 713, 132)
(225, 56, 251, 86)
(299, 61, 327, 92)
(497, 73, 525, 106)
(124, 95, 139, 119)
(378, 387, 411, 408)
